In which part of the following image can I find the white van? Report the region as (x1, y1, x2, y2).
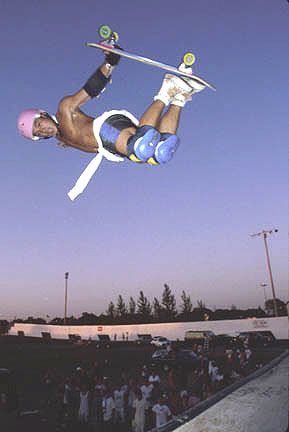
(184, 330, 215, 342)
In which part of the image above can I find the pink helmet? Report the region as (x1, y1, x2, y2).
(17, 109, 46, 140)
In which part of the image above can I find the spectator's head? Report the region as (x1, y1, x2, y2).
(180, 390, 188, 399)
(128, 377, 136, 387)
(160, 393, 168, 405)
(104, 388, 112, 398)
(121, 369, 127, 380)
(180, 391, 188, 406)
(136, 388, 143, 400)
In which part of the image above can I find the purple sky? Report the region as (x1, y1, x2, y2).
(1, 1, 288, 320)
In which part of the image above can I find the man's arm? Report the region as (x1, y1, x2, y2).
(59, 63, 114, 111)
(59, 48, 121, 111)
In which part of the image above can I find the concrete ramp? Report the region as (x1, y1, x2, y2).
(174, 353, 288, 432)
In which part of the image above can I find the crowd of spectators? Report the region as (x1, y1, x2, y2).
(37, 338, 262, 432)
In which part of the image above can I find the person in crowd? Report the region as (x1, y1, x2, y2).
(62, 377, 74, 422)
(209, 360, 224, 391)
(113, 382, 126, 424)
(126, 378, 137, 427)
(187, 391, 201, 408)
(150, 381, 162, 406)
(141, 365, 149, 380)
(103, 388, 115, 431)
(245, 347, 252, 362)
(152, 394, 172, 428)
(90, 360, 102, 378)
(166, 368, 177, 391)
(168, 389, 182, 415)
(78, 385, 90, 424)
(41, 368, 55, 408)
(140, 377, 154, 404)
(63, 377, 72, 406)
(148, 370, 161, 384)
(180, 390, 190, 411)
(94, 375, 106, 393)
(90, 387, 104, 429)
(132, 388, 147, 432)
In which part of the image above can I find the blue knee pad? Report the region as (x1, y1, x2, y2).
(153, 133, 180, 164)
(127, 125, 160, 162)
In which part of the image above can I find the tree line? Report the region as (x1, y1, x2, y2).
(10, 284, 288, 326)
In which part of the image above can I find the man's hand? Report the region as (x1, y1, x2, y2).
(105, 45, 123, 66)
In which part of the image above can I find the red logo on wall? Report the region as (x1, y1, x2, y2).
(97, 326, 103, 332)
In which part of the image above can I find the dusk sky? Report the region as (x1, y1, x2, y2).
(1, 1, 288, 320)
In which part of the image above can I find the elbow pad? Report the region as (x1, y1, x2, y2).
(83, 67, 110, 98)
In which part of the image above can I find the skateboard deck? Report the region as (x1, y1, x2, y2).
(86, 42, 216, 91)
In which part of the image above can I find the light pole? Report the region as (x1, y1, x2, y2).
(259, 283, 268, 312)
(64, 272, 69, 325)
(251, 229, 278, 317)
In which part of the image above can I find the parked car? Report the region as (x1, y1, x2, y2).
(136, 334, 152, 345)
(184, 330, 216, 350)
(255, 331, 276, 344)
(151, 336, 171, 348)
(95, 334, 111, 349)
(237, 331, 276, 347)
(68, 333, 82, 344)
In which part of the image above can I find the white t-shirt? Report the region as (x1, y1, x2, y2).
(79, 392, 89, 420)
(152, 403, 171, 428)
(103, 396, 115, 421)
(133, 397, 147, 423)
(140, 384, 153, 401)
(128, 389, 136, 408)
(114, 389, 125, 410)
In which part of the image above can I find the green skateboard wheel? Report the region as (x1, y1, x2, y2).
(183, 52, 196, 66)
(98, 25, 112, 40)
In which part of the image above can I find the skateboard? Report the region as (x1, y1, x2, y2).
(86, 25, 216, 91)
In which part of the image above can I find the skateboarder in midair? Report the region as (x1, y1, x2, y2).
(17, 49, 205, 199)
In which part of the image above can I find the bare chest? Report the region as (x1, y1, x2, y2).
(57, 110, 97, 153)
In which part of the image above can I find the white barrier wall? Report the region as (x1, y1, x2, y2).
(8, 316, 288, 340)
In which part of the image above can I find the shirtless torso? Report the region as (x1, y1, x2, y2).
(32, 63, 135, 156)
(56, 99, 136, 156)
(56, 95, 96, 153)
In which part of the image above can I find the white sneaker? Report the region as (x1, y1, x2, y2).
(154, 73, 181, 106)
(170, 63, 205, 107)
